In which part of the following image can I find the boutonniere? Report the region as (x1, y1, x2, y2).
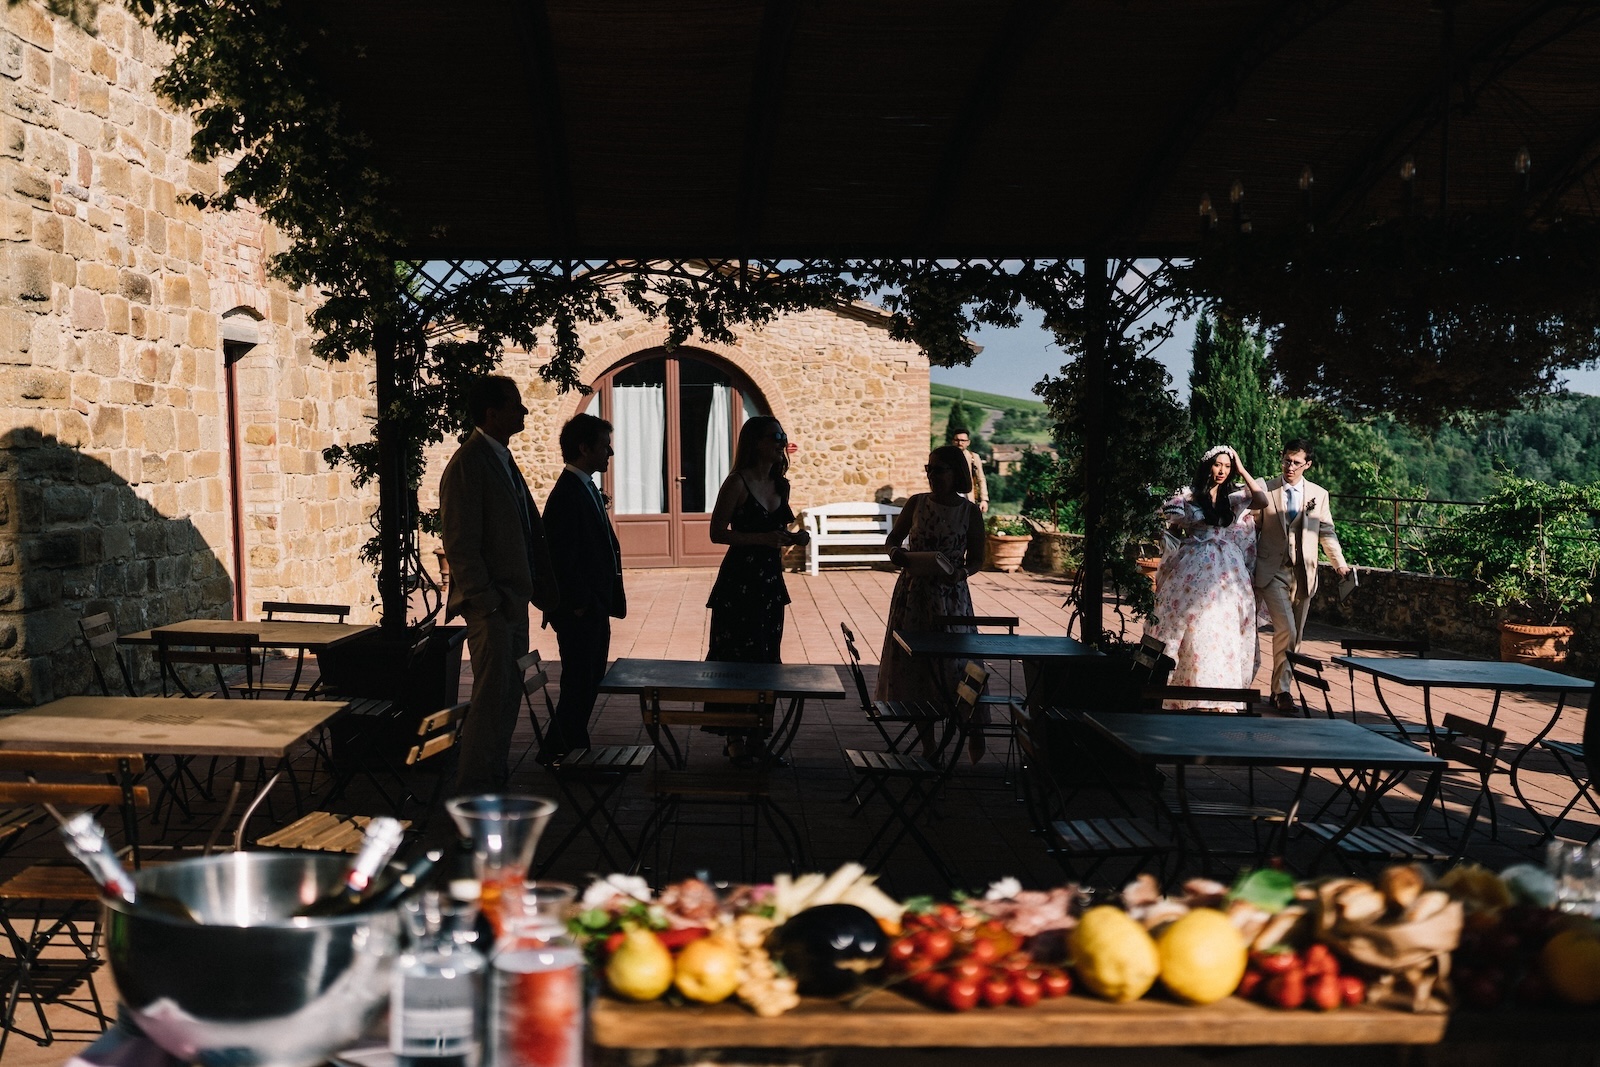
(600, 491, 613, 510)
(1305, 498, 1318, 514)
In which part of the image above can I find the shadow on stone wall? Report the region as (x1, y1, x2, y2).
(0, 429, 232, 706)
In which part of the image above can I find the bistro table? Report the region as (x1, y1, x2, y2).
(893, 631, 1100, 709)
(598, 658, 845, 763)
(1080, 711, 1445, 866)
(0, 694, 349, 850)
(1332, 656, 1594, 837)
(121, 618, 378, 698)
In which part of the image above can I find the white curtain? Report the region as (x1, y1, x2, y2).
(703, 384, 733, 511)
(613, 384, 665, 514)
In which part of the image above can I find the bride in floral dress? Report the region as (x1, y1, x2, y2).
(1147, 446, 1269, 706)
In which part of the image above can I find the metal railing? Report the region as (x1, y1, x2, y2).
(1329, 493, 1600, 572)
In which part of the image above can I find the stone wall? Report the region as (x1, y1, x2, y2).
(0, 3, 377, 703)
(1308, 565, 1600, 673)
(418, 301, 931, 562)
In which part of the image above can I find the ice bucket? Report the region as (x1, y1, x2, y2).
(105, 851, 401, 1067)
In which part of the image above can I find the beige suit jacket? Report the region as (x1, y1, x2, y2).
(439, 429, 558, 620)
(1251, 475, 1347, 599)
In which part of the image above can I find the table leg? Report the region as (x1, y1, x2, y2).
(769, 696, 805, 762)
(1367, 677, 1416, 743)
(1304, 766, 1412, 872)
(1508, 688, 1573, 841)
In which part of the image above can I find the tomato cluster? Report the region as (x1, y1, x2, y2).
(1238, 945, 1366, 1011)
(888, 906, 1070, 1012)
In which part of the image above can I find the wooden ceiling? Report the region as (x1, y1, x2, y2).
(282, 0, 1600, 259)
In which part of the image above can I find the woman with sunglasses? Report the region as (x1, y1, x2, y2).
(705, 415, 810, 763)
(875, 444, 987, 707)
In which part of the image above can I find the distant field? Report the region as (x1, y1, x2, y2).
(930, 382, 1054, 448)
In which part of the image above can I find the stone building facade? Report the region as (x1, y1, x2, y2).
(418, 302, 931, 569)
(0, 3, 378, 705)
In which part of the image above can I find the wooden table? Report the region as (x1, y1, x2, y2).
(1333, 656, 1594, 837)
(1081, 712, 1444, 865)
(119, 618, 377, 651)
(599, 658, 845, 762)
(0, 694, 349, 850)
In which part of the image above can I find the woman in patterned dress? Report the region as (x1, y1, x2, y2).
(1147, 445, 1269, 706)
(875, 445, 987, 704)
(706, 416, 810, 762)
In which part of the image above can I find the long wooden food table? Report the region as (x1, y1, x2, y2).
(591, 990, 1448, 1048)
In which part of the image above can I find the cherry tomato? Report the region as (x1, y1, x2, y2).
(981, 974, 1013, 1007)
(900, 953, 933, 977)
(889, 938, 919, 965)
(1011, 976, 1042, 1008)
(1237, 969, 1264, 1000)
(936, 903, 963, 928)
(1252, 949, 1299, 976)
(945, 977, 981, 1012)
(967, 937, 999, 965)
(1041, 969, 1072, 998)
(1302, 944, 1337, 978)
(920, 928, 955, 963)
(951, 958, 988, 983)
(998, 952, 1032, 975)
(917, 971, 951, 1004)
(1339, 974, 1367, 1008)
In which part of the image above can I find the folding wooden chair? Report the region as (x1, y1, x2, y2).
(0, 753, 148, 1058)
(241, 601, 351, 699)
(77, 612, 136, 699)
(1289, 650, 1434, 744)
(538, 744, 656, 876)
(1338, 637, 1427, 720)
(1011, 702, 1173, 885)
(631, 688, 802, 885)
(153, 630, 261, 699)
(839, 622, 942, 753)
(1534, 734, 1600, 844)
(842, 664, 988, 888)
(506, 650, 555, 776)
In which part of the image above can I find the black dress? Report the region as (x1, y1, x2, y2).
(706, 474, 794, 663)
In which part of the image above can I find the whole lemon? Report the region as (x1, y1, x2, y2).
(1541, 928, 1600, 1006)
(605, 926, 675, 1001)
(1157, 908, 1248, 1005)
(1071, 906, 1161, 1002)
(673, 935, 743, 1003)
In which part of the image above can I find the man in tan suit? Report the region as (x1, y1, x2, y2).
(953, 430, 988, 512)
(439, 374, 558, 793)
(1252, 439, 1350, 710)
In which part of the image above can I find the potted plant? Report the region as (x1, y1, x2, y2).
(984, 514, 1033, 573)
(1428, 477, 1600, 667)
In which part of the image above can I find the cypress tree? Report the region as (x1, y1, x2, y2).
(1187, 312, 1280, 472)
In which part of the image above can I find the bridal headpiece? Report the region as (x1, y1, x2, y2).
(1200, 444, 1233, 463)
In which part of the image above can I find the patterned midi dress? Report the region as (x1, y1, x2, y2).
(875, 493, 981, 704)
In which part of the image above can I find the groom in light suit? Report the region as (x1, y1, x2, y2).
(1253, 439, 1350, 711)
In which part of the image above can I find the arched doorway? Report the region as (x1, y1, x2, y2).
(586, 350, 768, 567)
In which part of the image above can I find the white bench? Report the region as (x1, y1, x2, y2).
(801, 501, 902, 576)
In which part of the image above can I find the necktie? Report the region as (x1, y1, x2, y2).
(1285, 486, 1299, 524)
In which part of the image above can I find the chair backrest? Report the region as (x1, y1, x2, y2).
(1437, 712, 1505, 775)
(1339, 637, 1427, 712)
(519, 650, 554, 709)
(0, 751, 150, 862)
(839, 624, 873, 710)
(933, 614, 1019, 634)
(153, 629, 260, 698)
(262, 601, 351, 623)
(642, 688, 777, 734)
(1287, 651, 1337, 718)
(79, 610, 136, 696)
(1131, 634, 1175, 684)
(406, 701, 472, 766)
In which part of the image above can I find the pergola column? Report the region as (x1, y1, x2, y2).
(1079, 255, 1110, 647)
(373, 316, 408, 633)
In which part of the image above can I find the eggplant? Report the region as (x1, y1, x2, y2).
(768, 903, 888, 996)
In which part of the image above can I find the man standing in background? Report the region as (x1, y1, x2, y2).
(952, 429, 988, 513)
(439, 375, 556, 793)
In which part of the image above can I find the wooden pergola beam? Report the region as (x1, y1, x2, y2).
(511, 0, 576, 251)
(737, 0, 801, 251)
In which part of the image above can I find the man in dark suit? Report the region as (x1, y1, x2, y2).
(540, 413, 625, 760)
(438, 375, 557, 793)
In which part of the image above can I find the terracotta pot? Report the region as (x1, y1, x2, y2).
(1498, 620, 1574, 667)
(985, 533, 1032, 573)
(1136, 556, 1162, 591)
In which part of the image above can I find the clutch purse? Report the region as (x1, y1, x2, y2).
(899, 551, 956, 578)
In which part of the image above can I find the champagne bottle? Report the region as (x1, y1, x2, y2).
(295, 816, 407, 917)
(59, 812, 200, 922)
(357, 848, 444, 914)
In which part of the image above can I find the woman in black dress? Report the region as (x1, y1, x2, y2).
(706, 416, 810, 762)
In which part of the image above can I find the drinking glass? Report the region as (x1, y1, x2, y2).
(1546, 840, 1600, 916)
(446, 795, 557, 931)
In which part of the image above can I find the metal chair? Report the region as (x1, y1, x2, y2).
(1534, 734, 1600, 845)
(1010, 701, 1172, 885)
(153, 630, 262, 699)
(77, 612, 136, 698)
(631, 688, 802, 886)
(506, 650, 555, 777)
(1289, 650, 1434, 744)
(241, 601, 352, 699)
(1338, 637, 1428, 722)
(0, 753, 148, 1057)
(538, 744, 656, 876)
(839, 622, 942, 753)
(842, 664, 988, 888)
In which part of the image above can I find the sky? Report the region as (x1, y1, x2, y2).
(931, 303, 1600, 405)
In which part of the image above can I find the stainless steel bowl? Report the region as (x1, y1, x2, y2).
(105, 851, 401, 1067)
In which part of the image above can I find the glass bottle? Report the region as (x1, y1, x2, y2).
(489, 883, 583, 1067)
(391, 891, 487, 1067)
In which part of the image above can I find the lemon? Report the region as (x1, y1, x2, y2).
(605, 926, 674, 1001)
(1071, 906, 1161, 1002)
(1157, 908, 1248, 1004)
(674, 935, 742, 1003)
(1542, 928, 1600, 1006)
